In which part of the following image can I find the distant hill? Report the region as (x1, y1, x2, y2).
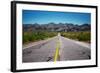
(23, 23, 91, 32)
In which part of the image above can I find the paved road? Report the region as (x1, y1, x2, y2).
(23, 34, 91, 63)
(59, 36, 90, 61)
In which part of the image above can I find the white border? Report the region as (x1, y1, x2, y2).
(16, 3, 96, 70)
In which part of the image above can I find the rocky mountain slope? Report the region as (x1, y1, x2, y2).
(23, 23, 90, 32)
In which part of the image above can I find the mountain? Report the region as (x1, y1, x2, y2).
(23, 23, 91, 32)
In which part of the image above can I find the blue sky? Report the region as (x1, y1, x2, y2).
(22, 10, 91, 25)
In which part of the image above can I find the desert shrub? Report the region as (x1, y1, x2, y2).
(61, 31, 90, 42)
(23, 31, 57, 44)
(77, 32, 90, 41)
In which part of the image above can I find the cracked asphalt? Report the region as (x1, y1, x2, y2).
(23, 34, 91, 63)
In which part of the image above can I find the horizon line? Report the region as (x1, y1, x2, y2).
(23, 22, 90, 25)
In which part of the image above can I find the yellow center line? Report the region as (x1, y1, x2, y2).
(54, 39, 60, 62)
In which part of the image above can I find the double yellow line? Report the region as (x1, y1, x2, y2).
(54, 38, 60, 62)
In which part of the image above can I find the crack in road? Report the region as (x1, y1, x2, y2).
(46, 57, 53, 62)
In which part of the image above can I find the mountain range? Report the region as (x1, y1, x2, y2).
(23, 23, 91, 32)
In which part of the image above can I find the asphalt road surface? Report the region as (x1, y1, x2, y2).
(23, 33, 91, 63)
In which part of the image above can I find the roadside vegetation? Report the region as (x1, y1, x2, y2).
(23, 31, 90, 44)
(61, 31, 91, 43)
(23, 31, 57, 44)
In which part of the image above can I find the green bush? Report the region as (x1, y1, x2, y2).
(61, 31, 90, 42)
(77, 32, 90, 41)
(23, 31, 57, 44)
